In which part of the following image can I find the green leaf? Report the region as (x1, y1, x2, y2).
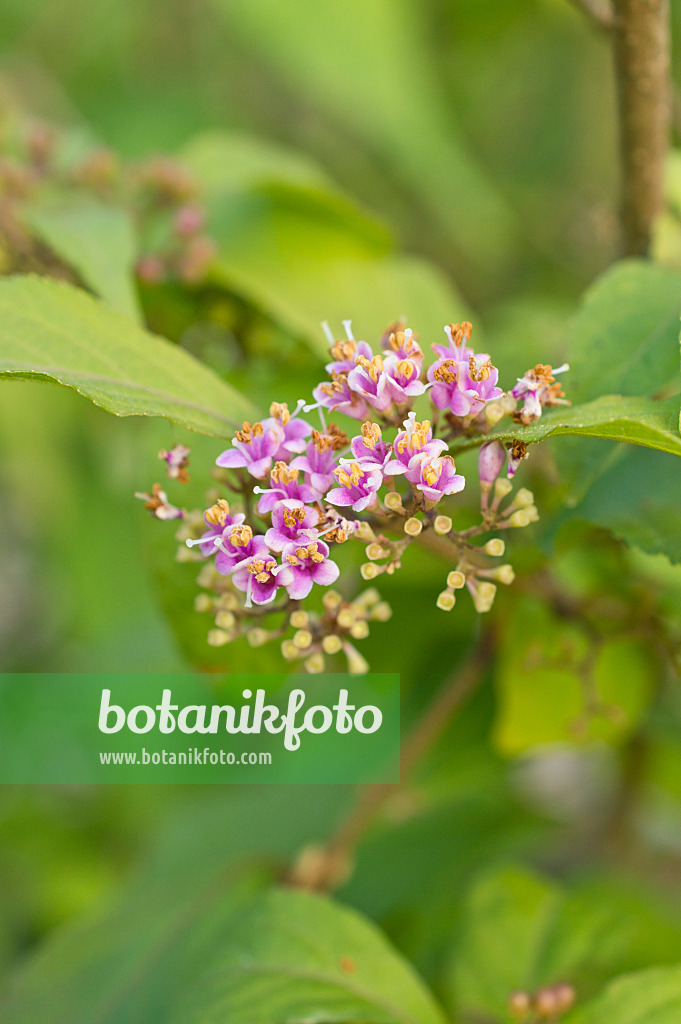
(171, 887, 448, 1024)
(565, 260, 681, 403)
(207, 0, 518, 287)
(181, 133, 470, 358)
(0, 789, 347, 1024)
(493, 598, 656, 755)
(0, 275, 256, 436)
(23, 197, 143, 322)
(448, 868, 681, 1021)
(452, 394, 681, 459)
(568, 447, 681, 563)
(564, 966, 681, 1024)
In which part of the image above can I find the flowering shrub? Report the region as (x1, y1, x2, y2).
(139, 319, 570, 672)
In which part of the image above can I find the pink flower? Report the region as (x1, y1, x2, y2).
(383, 354, 428, 404)
(428, 353, 503, 418)
(214, 524, 264, 575)
(350, 422, 392, 469)
(261, 401, 312, 459)
(325, 460, 383, 512)
(511, 363, 570, 425)
(231, 542, 292, 607)
(431, 321, 474, 362)
(410, 453, 465, 505)
(384, 413, 447, 480)
(265, 500, 320, 552)
(280, 539, 340, 600)
(255, 462, 318, 514)
(216, 421, 284, 479)
(290, 427, 349, 497)
(346, 355, 392, 412)
(381, 325, 424, 365)
(185, 498, 246, 557)
(307, 375, 369, 421)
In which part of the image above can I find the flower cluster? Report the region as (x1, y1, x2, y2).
(139, 319, 569, 672)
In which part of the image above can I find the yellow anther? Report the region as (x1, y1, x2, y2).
(269, 402, 291, 424)
(235, 421, 264, 443)
(330, 339, 357, 361)
(204, 498, 231, 526)
(230, 524, 253, 547)
(468, 355, 492, 383)
(396, 359, 415, 379)
(361, 421, 382, 448)
(433, 359, 458, 384)
(355, 354, 383, 381)
(422, 460, 442, 487)
(270, 461, 299, 485)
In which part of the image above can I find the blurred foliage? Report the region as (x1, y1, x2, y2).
(1, 0, 681, 1022)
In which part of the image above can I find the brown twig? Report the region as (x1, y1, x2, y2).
(612, 0, 671, 255)
(567, 0, 615, 30)
(287, 639, 492, 892)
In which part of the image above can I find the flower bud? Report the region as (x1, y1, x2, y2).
(344, 642, 369, 675)
(361, 562, 381, 580)
(526, 505, 540, 522)
(434, 515, 452, 535)
(350, 620, 370, 639)
(322, 634, 343, 655)
(322, 590, 343, 610)
(484, 538, 505, 557)
(384, 491, 403, 511)
(366, 542, 388, 561)
(355, 521, 375, 541)
(194, 593, 213, 613)
(281, 640, 299, 660)
(196, 563, 219, 589)
(494, 477, 513, 502)
(304, 653, 325, 674)
(293, 629, 313, 650)
(371, 601, 393, 621)
(515, 487, 534, 507)
(509, 509, 531, 528)
(495, 564, 516, 585)
(218, 593, 239, 611)
(447, 570, 466, 589)
(353, 587, 381, 608)
(554, 983, 576, 1014)
(404, 517, 423, 537)
(478, 440, 506, 487)
(215, 610, 236, 630)
(246, 628, 268, 647)
(472, 581, 497, 613)
(290, 610, 309, 629)
(535, 987, 560, 1019)
(508, 990, 532, 1019)
(436, 590, 456, 611)
(337, 608, 356, 629)
(207, 628, 230, 647)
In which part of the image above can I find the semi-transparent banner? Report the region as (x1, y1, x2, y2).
(0, 673, 400, 784)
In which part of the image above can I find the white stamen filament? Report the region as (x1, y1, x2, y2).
(245, 574, 253, 609)
(185, 536, 215, 550)
(444, 324, 453, 346)
(292, 398, 307, 417)
(342, 319, 354, 340)
(552, 363, 570, 376)
(321, 321, 335, 345)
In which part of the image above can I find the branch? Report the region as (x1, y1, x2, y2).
(612, 0, 671, 255)
(287, 640, 492, 892)
(567, 0, 615, 31)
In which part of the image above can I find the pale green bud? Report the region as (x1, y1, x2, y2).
(434, 515, 453, 535)
(404, 516, 423, 537)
